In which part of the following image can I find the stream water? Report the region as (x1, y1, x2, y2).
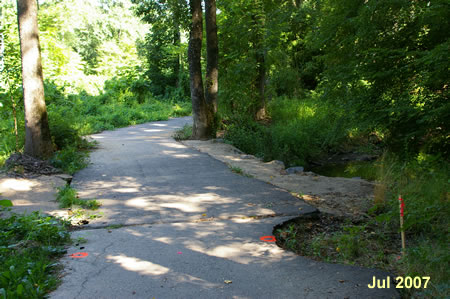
(308, 160, 380, 181)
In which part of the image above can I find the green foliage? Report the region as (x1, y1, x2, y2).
(228, 165, 254, 178)
(0, 200, 13, 207)
(132, 0, 190, 98)
(277, 153, 449, 298)
(376, 154, 449, 236)
(218, 0, 267, 115)
(309, 0, 450, 157)
(400, 239, 449, 298)
(0, 211, 71, 297)
(56, 185, 101, 210)
(50, 146, 90, 175)
(332, 225, 367, 260)
(276, 224, 298, 250)
(224, 95, 349, 167)
(172, 124, 192, 141)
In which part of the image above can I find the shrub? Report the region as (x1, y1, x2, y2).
(48, 110, 81, 150)
(223, 95, 350, 167)
(50, 146, 89, 175)
(173, 124, 192, 141)
(0, 211, 71, 297)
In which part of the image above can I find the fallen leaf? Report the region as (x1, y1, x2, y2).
(202, 213, 207, 217)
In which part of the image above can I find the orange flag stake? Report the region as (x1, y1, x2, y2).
(399, 195, 406, 255)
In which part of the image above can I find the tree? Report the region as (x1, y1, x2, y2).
(132, 0, 189, 96)
(217, 0, 268, 118)
(188, 0, 217, 139)
(16, 0, 53, 158)
(205, 0, 218, 114)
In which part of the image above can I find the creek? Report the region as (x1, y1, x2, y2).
(308, 160, 380, 181)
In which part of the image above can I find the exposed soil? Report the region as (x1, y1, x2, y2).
(272, 211, 402, 274)
(4, 153, 62, 178)
(274, 211, 348, 239)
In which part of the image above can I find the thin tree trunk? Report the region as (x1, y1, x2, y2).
(173, 24, 181, 88)
(9, 87, 19, 151)
(255, 50, 266, 120)
(188, 0, 213, 139)
(252, 0, 266, 120)
(205, 0, 218, 114)
(1, 17, 19, 151)
(17, 0, 53, 158)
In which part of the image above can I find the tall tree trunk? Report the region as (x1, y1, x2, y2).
(255, 50, 266, 120)
(253, 0, 266, 120)
(205, 0, 218, 114)
(17, 0, 53, 158)
(173, 24, 181, 88)
(188, 0, 214, 139)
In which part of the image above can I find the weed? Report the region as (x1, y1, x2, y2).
(56, 185, 101, 210)
(173, 124, 192, 141)
(106, 224, 124, 229)
(223, 95, 350, 167)
(228, 165, 254, 178)
(0, 199, 13, 207)
(0, 211, 71, 297)
(276, 224, 298, 250)
(332, 225, 367, 261)
(229, 165, 243, 174)
(74, 237, 87, 244)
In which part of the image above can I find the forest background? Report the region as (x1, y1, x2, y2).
(1, 0, 448, 297)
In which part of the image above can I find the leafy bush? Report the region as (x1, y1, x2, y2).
(48, 110, 81, 150)
(50, 146, 89, 175)
(0, 211, 71, 297)
(224, 95, 350, 167)
(173, 124, 192, 141)
(223, 115, 267, 158)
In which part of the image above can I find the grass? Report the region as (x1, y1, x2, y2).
(228, 165, 254, 178)
(0, 210, 71, 298)
(173, 124, 193, 141)
(223, 94, 350, 168)
(56, 185, 101, 210)
(275, 154, 449, 298)
(0, 79, 192, 170)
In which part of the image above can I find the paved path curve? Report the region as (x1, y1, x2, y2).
(51, 117, 398, 299)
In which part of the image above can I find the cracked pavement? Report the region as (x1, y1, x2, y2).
(51, 117, 398, 299)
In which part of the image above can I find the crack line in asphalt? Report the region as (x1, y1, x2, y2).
(73, 212, 303, 231)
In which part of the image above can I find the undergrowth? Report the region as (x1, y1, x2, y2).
(172, 124, 193, 141)
(56, 185, 100, 210)
(275, 154, 449, 298)
(0, 210, 71, 298)
(223, 95, 350, 167)
(0, 79, 192, 172)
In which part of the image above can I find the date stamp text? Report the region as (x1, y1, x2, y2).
(368, 276, 430, 289)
